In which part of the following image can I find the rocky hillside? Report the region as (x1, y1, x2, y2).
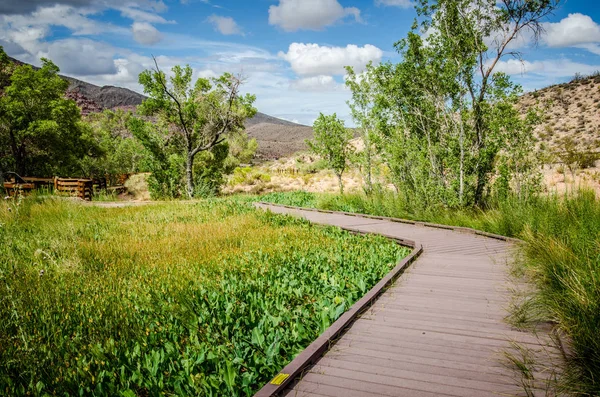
(63, 76, 146, 110)
(519, 73, 600, 153)
(246, 123, 313, 161)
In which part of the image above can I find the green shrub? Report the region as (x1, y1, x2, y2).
(229, 167, 271, 186)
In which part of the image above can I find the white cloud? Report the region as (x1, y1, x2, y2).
(490, 13, 600, 55)
(119, 7, 174, 24)
(195, 69, 219, 79)
(279, 43, 382, 76)
(131, 22, 163, 45)
(206, 15, 243, 35)
(1, 4, 124, 37)
(575, 43, 600, 56)
(375, 0, 412, 8)
(492, 59, 535, 75)
(268, 0, 361, 32)
(543, 13, 600, 49)
(494, 58, 600, 78)
(291, 75, 338, 91)
(46, 38, 117, 76)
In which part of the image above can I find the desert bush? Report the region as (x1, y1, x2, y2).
(229, 167, 271, 186)
(295, 158, 328, 174)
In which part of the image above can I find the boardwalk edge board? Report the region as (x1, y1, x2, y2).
(253, 202, 423, 397)
(258, 202, 521, 244)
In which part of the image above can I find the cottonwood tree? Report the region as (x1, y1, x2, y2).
(345, 63, 379, 195)
(348, 0, 559, 208)
(137, 59, 256, 198)
(307, 113, 354, 194)
(0, 48, 97, 177)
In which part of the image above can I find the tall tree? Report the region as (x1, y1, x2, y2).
(0, 48, 96, 177)
(349, 0, 558, 208)
(345, 63, 379, 194)
(421, 0, 559, 205)
(137, 59, 256, 198)
(307, 113, 354, 194)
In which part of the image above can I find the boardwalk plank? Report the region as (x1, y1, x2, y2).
(253, 204, 555, 397)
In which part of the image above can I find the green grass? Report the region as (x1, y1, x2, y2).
(260, 190, 600, 395)
(0, 197, 407, 396)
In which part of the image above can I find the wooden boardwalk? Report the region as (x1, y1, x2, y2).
(255, 203, 556, 397)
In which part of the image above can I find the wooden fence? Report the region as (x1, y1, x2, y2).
(275, 168, 299, 175)
(3, 176, 108, 201)
(54, 178, 94, 201)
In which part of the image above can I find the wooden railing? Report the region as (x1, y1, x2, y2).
(3, 176, 109, 201)
(53, 178, 94, 201)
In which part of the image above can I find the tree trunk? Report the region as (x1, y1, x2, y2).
(8, 129, 23, 176)
(473, 101, 485, 206)
(459, 123, 464, 207)
(337, 173, 344, 195)
(364, 133, 373, 195)
(474, 165, 488, 207)
(186, 154, 195, 199)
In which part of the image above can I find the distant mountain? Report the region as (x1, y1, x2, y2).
(245, 113, 306, 127)
(8, 56, 312, 160)
(245, 123, 313, 160)
(63, 76, 146, 110)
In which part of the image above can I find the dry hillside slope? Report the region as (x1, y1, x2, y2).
(519, 73, 600, 152)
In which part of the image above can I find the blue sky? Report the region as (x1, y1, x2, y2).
(1, 0, 600, 125)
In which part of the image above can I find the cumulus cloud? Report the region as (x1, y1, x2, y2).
(131, 22, 163, 45)
(268, 0, 361, 32)
(279, 43, 382, 76)
(0, 4, 124, 36)
(206, 15, 243, 35)
(541, 13, 600, 55)
(290, 75, 338, 91)
(492, 14, 600, 55)
(543, 13, 600, 48)
(375, 0, 412, 8)
(494, 58, 600, 78)
(492, 59, 535, 75)
(46, 38, 117, 75)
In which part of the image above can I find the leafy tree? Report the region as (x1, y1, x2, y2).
(80, 109, 150, 183)
(193, 142, 229, 197)
(307, 113, 354, 194)
(223, 129, 258, 173)
(0, 46, 15, 91)
(128, 117, 184, 199)
(345, 62, 379, 194)
(493, 102, 543, 201)
(137, 59, 256, 198)
(0, 48, 98, 177)
(348, 0, 557, 208)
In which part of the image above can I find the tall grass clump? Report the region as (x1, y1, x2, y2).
(0, 197, 406, 396)
(260, 189, 600, 394)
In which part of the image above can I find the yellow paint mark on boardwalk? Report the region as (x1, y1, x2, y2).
(270, 373, 290, 385)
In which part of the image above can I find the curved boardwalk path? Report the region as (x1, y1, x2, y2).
(255, 203, 555, 397)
